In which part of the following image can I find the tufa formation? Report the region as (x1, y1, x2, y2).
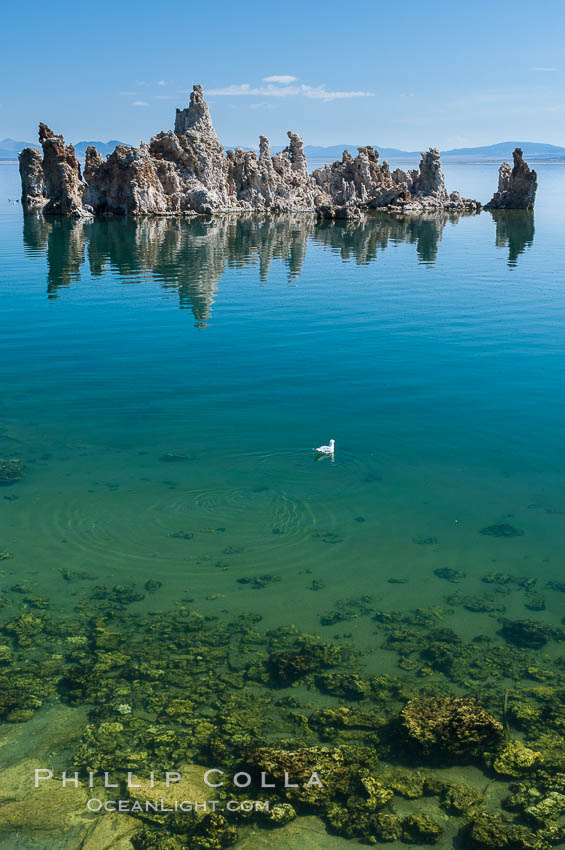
(19, 85, 535, 219)
(485, 148, 537, 210)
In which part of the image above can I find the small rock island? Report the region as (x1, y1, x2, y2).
(484, 147, 537, 210)
(19, 84, 536, 219)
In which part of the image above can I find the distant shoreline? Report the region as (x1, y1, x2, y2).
(3, 157, 565, 166)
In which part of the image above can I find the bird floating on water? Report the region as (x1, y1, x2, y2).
(313, 439, 335, 454)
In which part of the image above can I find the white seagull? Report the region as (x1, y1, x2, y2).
(313, 439, 335, 454)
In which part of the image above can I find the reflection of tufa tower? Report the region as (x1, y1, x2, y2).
(491, 210, 535, 267)
(22, 211, 523, 320)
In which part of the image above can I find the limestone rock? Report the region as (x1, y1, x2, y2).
(24, 84, 481, 219)
(412, 148, 448, 200)
(0, 757, 88, 834)
(84, 142, 172, 215)
(312, 146, 403, 210)
(485, 148, 537, 210)
(129, 762, 212, 813)
(18, 147, 46, 204)
(38, 123, 92, 217)
(81, 812, 138, 850)
(174, 83, 214, 135)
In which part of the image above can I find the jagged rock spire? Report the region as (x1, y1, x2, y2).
(37, 123, 91, 217)
(19, 147, 45, 204)
(485, 148, 537, 210)
(174, 84, 215, 135)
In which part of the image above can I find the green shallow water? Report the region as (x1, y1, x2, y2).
(1, 162, 565, 848)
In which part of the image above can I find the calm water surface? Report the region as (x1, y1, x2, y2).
(2, 163, 565, 617)
(1, 161, 565, 846)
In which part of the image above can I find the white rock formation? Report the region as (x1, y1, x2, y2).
(20, 84, 481, 218)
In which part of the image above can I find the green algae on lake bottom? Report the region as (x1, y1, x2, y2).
(0, 570, 564, 849)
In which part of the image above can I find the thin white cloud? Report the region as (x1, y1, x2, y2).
(303, 86, 374, 101)
(531, 67, 558, 72)
(249, 102, 276, 110)
(131, 100, 150, 107)
(206, 82, 374, 102)
(262, 75, 297, 84)
(157, 80, 166, 86)
(154, 95, 177, 100)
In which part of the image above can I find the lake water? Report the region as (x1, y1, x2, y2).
(1, 161, 565, 849)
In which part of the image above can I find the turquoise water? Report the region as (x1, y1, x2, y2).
(1, 161, 565, 846)
(2, 163, 565, 624)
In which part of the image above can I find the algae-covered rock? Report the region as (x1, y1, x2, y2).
(269, 651, 318, 682)
(441, 782, 482, 815)
(0, 458, 24, 485)
(132, 812, 237, 849)
(493, 740, 543, 777)
(186, 812, 238, 849)
(356, 770, 393, 807)
(2, 613, 43, 645)
(525, 791, 565, 824)
(246, 746, 351, 806)
(132, 829, 185, 850)
(434, 568, 466, 583)
(374, 812, 403, 841)
(315, 671, 371, 700)
(480, 523, 524, 538)
(466, 812, 550, 850)
(309, 706, 385, 735)
(401, 813, 443, 844)
(378, 767, 426, 798)
(400, 696, 504, 760)
(268, 638, 347, 683)
(92, 584, 145, 605)
(261, 802, 296, 825)
(500, 619, 552, 649)
(524, 594, 546, 612)
(0, 645, 12, 664)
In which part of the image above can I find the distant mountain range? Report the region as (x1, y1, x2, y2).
(0, 138, 128, 161)
(298, 141, 565, 162)
(1, 137, 564, 163)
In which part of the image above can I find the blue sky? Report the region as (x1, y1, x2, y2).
(2, 0, 564, 149)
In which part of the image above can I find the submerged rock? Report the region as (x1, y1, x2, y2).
(400, 696, 504, 759)
(500, 619, 552, 649)
(21, 84, 481, 219)
(434, 567, 466, 583)
(401, 813, 443, 844)
(480, 523, 524, 538)
(466, 812, 549, 850)
(246, 746, 351, 805)
(485, 148, 537, 210)
(0, 458, 25, 485)
(0, 757, 88, 835)
(492, 740, 543, 777)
